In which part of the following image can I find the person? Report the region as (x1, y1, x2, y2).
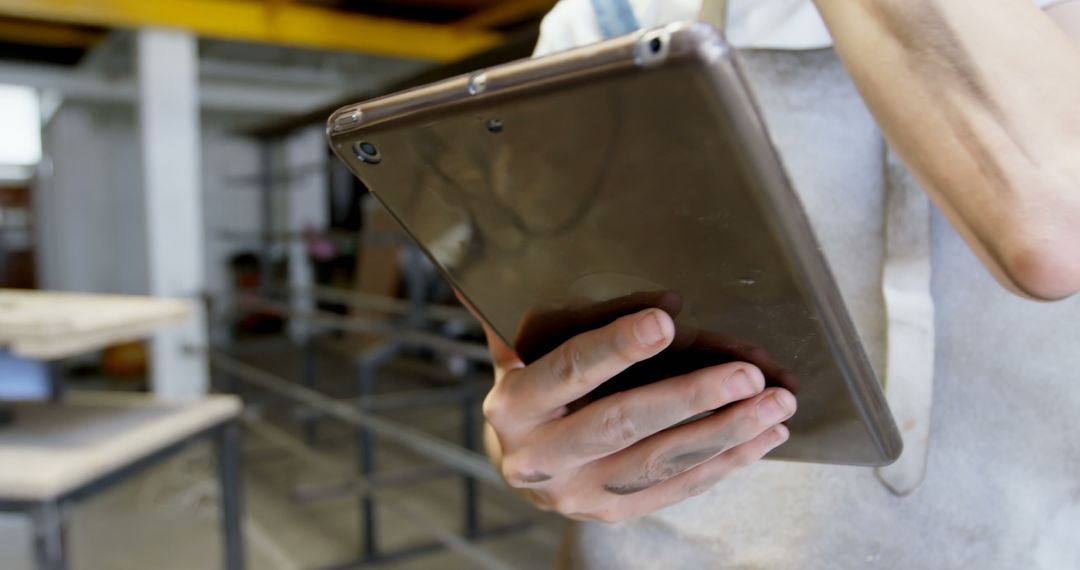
(467, 0, 1080, 567)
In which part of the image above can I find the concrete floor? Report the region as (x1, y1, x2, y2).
(0, 338, 564, 569)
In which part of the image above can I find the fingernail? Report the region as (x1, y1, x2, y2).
(756, 391, 795, 423)
(634, 311, 668, 346)
(726, 370, 762, 399)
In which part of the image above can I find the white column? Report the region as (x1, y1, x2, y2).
(286, 127, 329, 342)
(136, 29, 208, 398)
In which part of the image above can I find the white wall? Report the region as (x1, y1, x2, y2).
(36, 102, 266, 302)
(35, 101, 327, 338)
(36, 103, 148, 294)
(200, 121, 263, 303)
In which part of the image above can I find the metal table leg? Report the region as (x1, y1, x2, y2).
(216, 421, 246, 570)
(354, 341, 400, 562)
(356, 354, 380, 562)
(46, 361, 65, 403)
(462, 369, 481, 539)
(300, 336, 320, 445)
(30, 501, 67, 570)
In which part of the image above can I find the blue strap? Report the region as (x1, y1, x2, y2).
(590, 0, 641, 39)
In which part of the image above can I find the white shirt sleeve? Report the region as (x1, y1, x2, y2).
(532, 0, 604, 57)
(532, 0, 700, 57)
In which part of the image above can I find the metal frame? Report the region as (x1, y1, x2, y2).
(346, 339, 497, 562)
(0, 420, 246, 570)
(208, 350, 498, 485)
(208, 345, 543, 569)
(243, 417, 515, 570)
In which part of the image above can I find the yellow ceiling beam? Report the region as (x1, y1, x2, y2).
(0, 0, 506, 61)
(0, 17, 104, 48)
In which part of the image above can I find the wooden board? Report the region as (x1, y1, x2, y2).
(0, 289, 192, 360)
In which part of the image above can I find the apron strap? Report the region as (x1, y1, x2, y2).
(698, 0, 729, 37)
(875, 148, 937, 496)
(590, 0, 641, 39)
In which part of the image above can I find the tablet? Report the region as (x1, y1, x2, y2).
(327, 22, 902, 466)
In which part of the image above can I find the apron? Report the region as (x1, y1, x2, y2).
(588, 0, 936, 495)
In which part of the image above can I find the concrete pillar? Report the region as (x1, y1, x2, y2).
(286, 127, 330, 342)
(136, 29, 208, 398)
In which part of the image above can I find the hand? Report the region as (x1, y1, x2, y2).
(477, 306, 797, 523)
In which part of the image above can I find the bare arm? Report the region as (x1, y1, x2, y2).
(813, 0, 1080, 300)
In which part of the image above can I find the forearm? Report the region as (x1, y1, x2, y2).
(813, 0, 1080, 300)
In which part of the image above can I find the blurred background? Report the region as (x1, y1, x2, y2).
(0, 1, 565, 569)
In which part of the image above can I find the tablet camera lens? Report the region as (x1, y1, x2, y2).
(354, 141, 382, 164)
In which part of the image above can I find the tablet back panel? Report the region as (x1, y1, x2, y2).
(328, 23, 902, 466)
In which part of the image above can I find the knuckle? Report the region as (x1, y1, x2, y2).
(595, 406, 639, 451)
(688, 371, 727, 410)
(730, 452, 758, 472)
(729, 444, 763, 470)
(551, 341, 587, 386)
(500, 453, 538, 488)
(738, 416, 771, 442)
(482, 387, 509, 427)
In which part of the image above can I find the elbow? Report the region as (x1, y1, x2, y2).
(997, 220, 1080, 302)
(1002, 242, 1080, 301)
(990, 162, 1080, 301)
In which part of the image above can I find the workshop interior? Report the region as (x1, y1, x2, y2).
(0, 2, 564, 569)
(3, 1, 1080, 569)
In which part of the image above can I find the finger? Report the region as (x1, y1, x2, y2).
(512, 291, 683, 364)
(521, 362, 765, 475)
(691, 330, 801, 394)
(589, 387, 795, 498)
(501, 308, 676, 418)
(576, 424, 790, 523)
(564, 290, 684, 325)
